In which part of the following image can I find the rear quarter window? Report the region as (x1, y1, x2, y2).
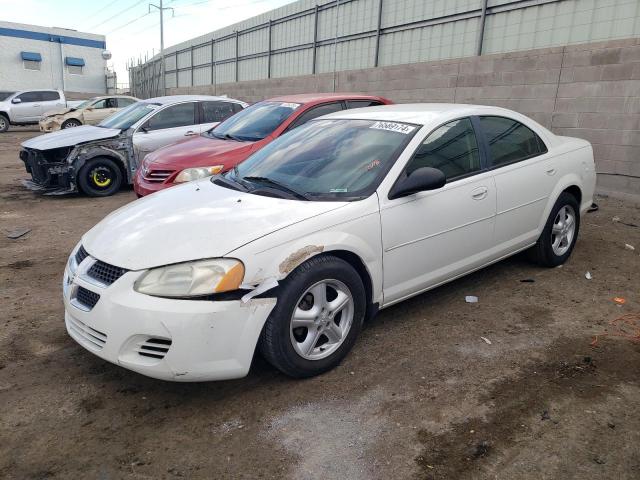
(479, 116, 547, 168)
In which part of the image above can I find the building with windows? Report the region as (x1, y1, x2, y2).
(0, 21, 108, 94)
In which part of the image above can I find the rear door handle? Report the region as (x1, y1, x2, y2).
(184, 131, 197, 136)
(471, 186, 488, 200)
(546, 168, 556, 176)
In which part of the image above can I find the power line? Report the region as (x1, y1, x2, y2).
(80, 0, 124, 22)
(104, 11, 151, 34)
(88, 0, 147, 30)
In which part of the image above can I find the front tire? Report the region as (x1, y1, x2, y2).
(77, 157, 123, 197)
(528, 192, 580, 267)
(259, 255, 366, 378)
(0, 114, 9, 133)
(62, 119, 82, 129)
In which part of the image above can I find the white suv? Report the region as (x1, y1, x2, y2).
(0, 90, 66, 132)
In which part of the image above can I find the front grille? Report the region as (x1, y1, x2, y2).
(137, 338, 172, 359)
(75, 245, 89, 265)
(87, 260, 127, 286)
(143, 169, 174, 183)
(76, 286, 100, 310)
(67, 316, 107, 350)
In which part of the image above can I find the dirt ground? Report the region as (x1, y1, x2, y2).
(1, 127, 639, 480)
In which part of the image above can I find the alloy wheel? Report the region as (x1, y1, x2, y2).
(551, 205, 576, 256)
(290, 279, 354, 360)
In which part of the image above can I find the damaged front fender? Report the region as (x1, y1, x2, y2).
(20, 133, 136, 195)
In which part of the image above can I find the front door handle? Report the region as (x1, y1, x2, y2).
(184, 130, 197, 136)
(471, 186, 488, 200)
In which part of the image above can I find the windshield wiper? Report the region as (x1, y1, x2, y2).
(242, 176, 310, 200)
(211, 131, 243, 141)
(212, 171, 249, 192)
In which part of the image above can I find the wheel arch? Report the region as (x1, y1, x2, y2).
(63, 117, 83, 127)
(562, 184, 582, 206)
(321, 249, 378, 321)
(538, 174, 586, 233)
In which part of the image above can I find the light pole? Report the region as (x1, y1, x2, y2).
(149, 0, 174, 96)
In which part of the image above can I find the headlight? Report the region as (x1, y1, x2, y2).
(134, 258, 244, 297)
(174, 165, 224, 183)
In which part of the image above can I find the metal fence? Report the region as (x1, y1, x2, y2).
(129, 0, 640, 98)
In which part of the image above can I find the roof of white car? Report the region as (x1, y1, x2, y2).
(323, 103, 523, 124)
(142, 95, 246, 105)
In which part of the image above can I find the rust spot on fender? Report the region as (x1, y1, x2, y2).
(279, 245, 324, 274)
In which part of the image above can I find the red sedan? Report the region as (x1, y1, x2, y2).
(134, 93, 392, 196)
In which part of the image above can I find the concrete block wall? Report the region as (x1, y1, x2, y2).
(168, 37, 640, 197)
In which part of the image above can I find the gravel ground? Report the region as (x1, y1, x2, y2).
(1, 127, 639, 480)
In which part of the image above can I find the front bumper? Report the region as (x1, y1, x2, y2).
(63, 255, 276, 382)
(19, 148, 76, 194)
(133, 170, 175, 197)
(39, 120, 58, 132)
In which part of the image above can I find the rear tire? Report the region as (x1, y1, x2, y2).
(528, 192, 580, 267)
(77, 157, 123, 197)
(259, 255, 366, 378)
(0, 114, 9, 133)
(62, 119, 82, 129)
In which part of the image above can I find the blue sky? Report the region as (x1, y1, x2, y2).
(0, 0, 297, 86)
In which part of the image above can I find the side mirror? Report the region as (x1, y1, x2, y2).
(139, 124, 149, 133)
(388, 167, 446, 200)
(85, 106, 94, 111)
(12, 98, 22, 104)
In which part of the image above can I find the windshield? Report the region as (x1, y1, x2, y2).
(220, 118, 419, 201)
(75, 98, 96, 109)
(0, 91, 16, 101)
(206, 101, 300, 141)
(98, 101, 154, 129)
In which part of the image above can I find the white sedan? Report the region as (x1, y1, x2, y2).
(63, 104, 596, 381)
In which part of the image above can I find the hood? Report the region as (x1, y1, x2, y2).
(146, 134, 256, 169)
(43, 107, 74, 118)
(21, 125, 120, 150)
(82, 178, 347, 270)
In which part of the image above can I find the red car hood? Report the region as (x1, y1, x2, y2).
(145, 135, 257, 169)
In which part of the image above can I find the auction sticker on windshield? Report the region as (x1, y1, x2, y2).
(370, 121, 416, 134)
(279, 102, 301, 109)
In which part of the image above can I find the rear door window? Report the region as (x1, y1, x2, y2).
(479, 116, 547, 168)
(287, 102, 343, 130)
(146, 102, 196, 131)
(40, 91, 60, 101)
(117, 98, 136, 108)
(346, 100, 384, 109)
(200, 101, 237, 123)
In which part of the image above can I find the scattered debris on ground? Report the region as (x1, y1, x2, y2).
(5, 227, 30, 239)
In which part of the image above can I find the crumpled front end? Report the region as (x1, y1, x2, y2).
(20, 134, 134, 195)
(39, 116, 64, 132)
(20, 146, 76, 194)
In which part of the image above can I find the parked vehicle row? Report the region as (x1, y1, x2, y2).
(60, 102, 596, 382)
(19, 95, 248, 196)
(134, 93, 390, 196)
